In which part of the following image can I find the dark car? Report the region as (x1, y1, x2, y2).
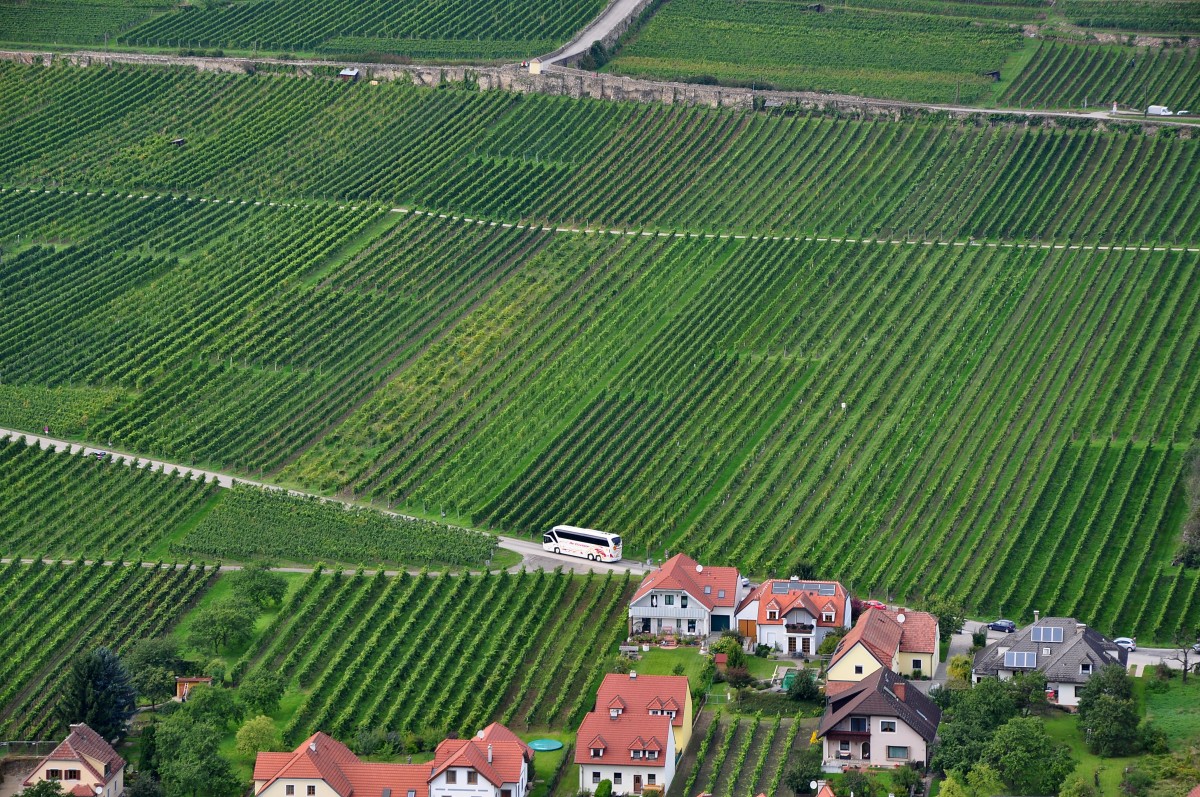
(988, 619, 1017, 633)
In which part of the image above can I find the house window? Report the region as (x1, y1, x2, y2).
(1081, 663, 1092, 674)
(887, 746, 910, 760)
(850, 717, 868, 732)
(592, 748, 604, 757)
(839, 741, 850, 752)
(632, 750, 643, 759)
(46, 771, 62, 781)
(880, 721, 896, 733)
(611, 708, 621, 718)
(822, 612, 835, 622)
(718, 590, 726, 599)
(667, 710, 676, 718)
(467, 770, 479, 785)
(912, 659, 922, 671)
(308, 787, 317, 796)
(688, 620, 696, 633)
(593, 772, 601, 784)
(285, 787, 294, 796)
(502, 791, 512, 797)
(681, 595, 689, 609)
(64, 770, 81, 780)
(648, 775, 656, 785)
(854, 665, 864, 675)
(410, 791, 417, 797)
(665, 595, 675, 606)
(704, 586, 712, 594)
(651, 595, 657, 607)
(648, 751, 658, 760)
(614, 774, 623, 784)
(447, 770, 457, 784)
(767, 611, 779, 621)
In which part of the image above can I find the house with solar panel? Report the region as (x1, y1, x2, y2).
(735, 577, 851, 656)
(971, 614, 1126, 707)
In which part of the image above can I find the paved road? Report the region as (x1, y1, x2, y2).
(0, 427, 650, 577)
(543, 0, 644, 64)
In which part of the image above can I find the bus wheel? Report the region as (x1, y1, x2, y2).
(588, 554, 596, 561)
(554, 547, 560, 555)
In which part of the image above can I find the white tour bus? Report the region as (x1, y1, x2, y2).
(542, 525, 622, 562)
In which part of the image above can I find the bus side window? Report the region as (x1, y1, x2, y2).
(543, 534, 555, 544)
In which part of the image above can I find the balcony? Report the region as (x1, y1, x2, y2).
(785, 623, 815, 634)
(826, 729, 871, 739)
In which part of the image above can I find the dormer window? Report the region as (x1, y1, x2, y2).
(822, 612, 835, 623)
(1081, 663, 1092, 674)
(767, 610, 779, 621)
(649, 709, 660, 715)
(591, 748, 604, 758)
(631, 750, 643, 759)
(610, 707, 622, 718)
(647, 751, 659, 760)
(667, 710, 676, 718)
(681, 595, 688, 609)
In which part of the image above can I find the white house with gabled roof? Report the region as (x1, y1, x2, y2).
(628, 553, 742, 636)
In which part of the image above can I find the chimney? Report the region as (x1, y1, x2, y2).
(488, 744, 493, 764)
(1034, 610, 1040, 622)
(894, 682, 906, 702)
(630, 670, 637, 679)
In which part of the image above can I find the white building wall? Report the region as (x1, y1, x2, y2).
(429, 768, 501, 797)
(257, 778, 343, 797)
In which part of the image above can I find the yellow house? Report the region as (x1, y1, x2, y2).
(826, 609, 939, 694)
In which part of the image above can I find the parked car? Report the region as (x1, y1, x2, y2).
(863, 599, 888, 610)
(988, 619, 1017, 633)
(1191, 642, 1200, 654)
(1114, 637, 1136, 652)
(741, 576, 751, 588)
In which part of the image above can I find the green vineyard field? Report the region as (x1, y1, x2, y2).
(1002, 41, 1200, 110)
(667, 712, 804, 797)
(2, 62, 1199, 640)
(0, 438, 498, 567)
(0, 0, 599, 60)
(605, 0, 1027, 103)
(0, 559, 216, 739)
(4, 64, 1200, 244)
(231, 568, 635, 743)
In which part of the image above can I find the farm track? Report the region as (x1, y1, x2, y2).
(0, 426, 648, 576)
(2, 49, 1199, 126)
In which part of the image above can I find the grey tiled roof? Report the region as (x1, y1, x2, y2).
(972, 617, 1122, 684)
(818, 668, 941, 743)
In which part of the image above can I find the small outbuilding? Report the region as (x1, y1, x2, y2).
(175, 675, 213, 700)
(528, 58, 542, 75)
(338, 67, 361, 82)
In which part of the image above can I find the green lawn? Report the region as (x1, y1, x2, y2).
(1143, 675, 1200, 750)
(170, 571, 310, 676)
(1042, 711, 1140, 797)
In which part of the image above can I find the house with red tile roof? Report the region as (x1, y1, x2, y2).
(595, 673, 693, 752)
(253, 723, 532, 797)
(734, 577, 851, 656)
(23, 723, 125, 797)
(575, 707, 675, 795)
(826, 609, 939, 694)
(629, 554, 742, 638)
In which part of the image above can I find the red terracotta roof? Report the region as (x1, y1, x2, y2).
(430, 729, 530, 787)
(738, 580, 849, 627)
(633, 553, 740, 610)
(824, 680, 856, 697)
(25, 723, 125, 789)
(817, 784, 837, 797)
(596, 673, 689, 727)
(255, 726, 529, 797)
(1186, 784, 1200, 797)
(255, 733, 359, 797)
(575, 712, 672, 767)
(883, 609, 938, 655)
(830, 609, 903, 669)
